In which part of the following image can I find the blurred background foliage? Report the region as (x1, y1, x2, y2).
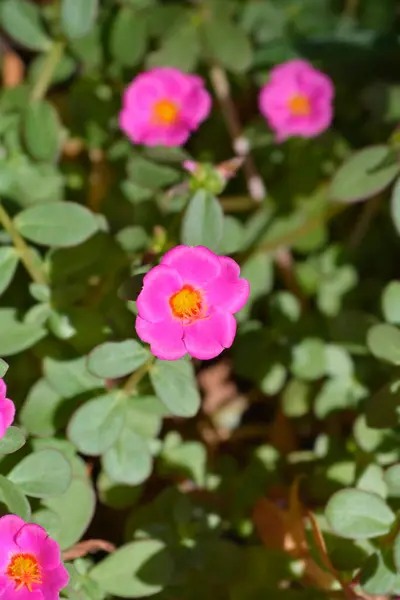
(1, 0, 400, 598)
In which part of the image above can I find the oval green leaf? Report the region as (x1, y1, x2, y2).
(110, 8, 147, 67)
(0, 0, 51, 51)
(24, 101, 61, 163)
(67, 393, 125, 456)
(181, 190, 224, 252)
(87, 340, 149, 379)
(326, 488, 395, 539)
(44, 476, 95, 550)
(15, 202, 99, 248)
(0, 475, 31, 520)
(150, 358, 200, 418)
(102, 427, 152, 485)
(8, 449, 72, 498)
(367, 323, 400, 364)
(330, 145, 400, 203)
(90, 540, 173, 598)
(0, 427, 26, 455)
(61, 0, 99, 39)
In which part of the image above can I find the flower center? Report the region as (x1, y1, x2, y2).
(6, 553, 42, 592)
(169, 285, 203, 321)
(152, 99, 179, 125)
(288, 94, 311, 116)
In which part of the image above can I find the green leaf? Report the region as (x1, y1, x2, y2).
(219, 216, 245, 254)
(384, 464, 400, 497)
(44, 356, 103, 398)
(367, 323, 400, 364)
(148, 21, 200, 72)
(44, 476, 95, 549)
(97, 471, 142, 510)
(20, 379, 63, 437)
(90, 540, 173, 598)
(291, 338, 326, 381)
(394, 532, 400, 572)
(0, 308, 46, 356)
(0, 0, 51, 51)
(15, 202, 99, 248)
(203, 17, 253, 73)
(330, 145, 399, 203)
(0, 427, 25, 455)
(29, 54, 76, 88)
(237, 253, 274, 321)
(102, 427, 152, 485)
(326, 488, 396, 539)
(32, 509, 60, 541)
(8, 449, 72, 498)
(391, 176, 400, 235)
(24, 101, 61, 163)
(382, 281, 400, 324)
(150, 358, 200, 418)
(61, 0, 99, 40)
(161, 438, 206, 485)
(87, 340, 149, 379)
(0, 475, 30, 520)
(282, 379, 310, 418)
(128, 156, 179, 189)
(0, 248, 19, 296)
(360, 550, 396, 595)
(68, 393, 125, 455)
(181, 190, 224, 252)
(110, 7, 147, 67)
(0, 360, 9, 378)
(365, 380, 400, 429)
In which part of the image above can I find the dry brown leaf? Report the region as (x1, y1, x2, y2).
(62, 539, 115, 561)
(253, 480, 337, 592)
(198, 360, 237, 415)
(2, 51, 24, 88)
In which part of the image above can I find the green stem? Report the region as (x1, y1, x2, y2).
(0, 203, 47, 284)
(31, 40, 65, 101)
(122, 357, 155, 396)
(246, 202, 348, 260)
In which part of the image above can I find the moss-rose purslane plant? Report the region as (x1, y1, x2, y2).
(135, 245, 250, 360)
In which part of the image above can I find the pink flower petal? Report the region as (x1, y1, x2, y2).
(183, 309, 237, 360)
(15, 524, 60, 571)
(0, 399, 15, 431)
(161, 246, 221, 286)
(0, 579, 42, 600)
(136, 265, 182, 324)
(0, 516, 23, 571)
(204, 257, 250, 314)
(40, 563, 69, 599)
(136, 316, 186, 360)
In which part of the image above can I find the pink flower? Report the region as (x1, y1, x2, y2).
(0, 379, 15, 439)
(258, 59, 334, 142)
(135, 246, 250, 360)
(119, 68, 212, 147)
(0, 514, 69, 600)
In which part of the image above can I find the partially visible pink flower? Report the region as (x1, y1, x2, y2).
(183, 160, 197, 174)
(259, 59, 334, 142)
(0, 514, 69, 599)
(0, 379, 15, 439)
(119, 68, 212, 147)
(135, 246, 250, 360)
